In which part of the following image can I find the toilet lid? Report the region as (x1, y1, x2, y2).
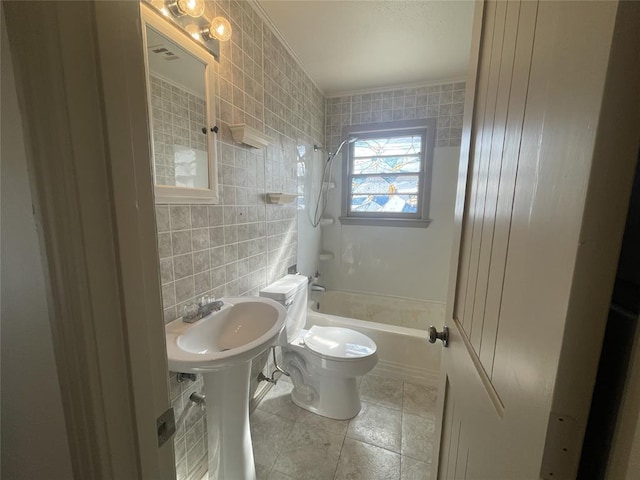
(303, 326, 377, 360)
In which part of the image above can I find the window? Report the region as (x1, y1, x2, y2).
(340, 120, 435, 227)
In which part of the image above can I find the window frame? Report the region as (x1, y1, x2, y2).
(340, 119, 436, 227)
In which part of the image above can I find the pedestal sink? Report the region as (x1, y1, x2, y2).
(165, 297, 287, 480)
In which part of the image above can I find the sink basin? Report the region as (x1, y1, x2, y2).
(165, 296, 287, 372)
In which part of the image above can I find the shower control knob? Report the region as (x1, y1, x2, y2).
(428, 326, 449, 347)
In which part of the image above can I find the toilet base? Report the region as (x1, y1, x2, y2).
(290, 376, 362, 420)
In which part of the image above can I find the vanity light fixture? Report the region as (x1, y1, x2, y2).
(144, 0, 229, 58)
(185, 17, 233, 44)
(205, 17, 232, 42)
(168, 0, 205, 18)
(185, 24, 202, 41)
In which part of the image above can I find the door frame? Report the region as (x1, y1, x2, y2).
(3, 1, 174, 478)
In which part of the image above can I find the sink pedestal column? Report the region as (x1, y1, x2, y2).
(203, 360, 256, 480)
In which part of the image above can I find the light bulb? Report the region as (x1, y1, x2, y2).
(207, 17, 232, 42)
(176, 0, 205, 18)
(185, 24, 202, 41)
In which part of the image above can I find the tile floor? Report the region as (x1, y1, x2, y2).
(249, 373, 438, 480)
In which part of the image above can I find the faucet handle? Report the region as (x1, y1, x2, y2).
(198, 295, 213, 307)
(182, 303, 199, 322)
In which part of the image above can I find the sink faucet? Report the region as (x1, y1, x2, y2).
(182, 296, 224, 323)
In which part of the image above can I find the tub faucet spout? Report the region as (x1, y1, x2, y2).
(310, 284, 326, 292)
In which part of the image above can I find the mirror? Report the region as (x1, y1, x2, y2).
(142, 4, 219, 203)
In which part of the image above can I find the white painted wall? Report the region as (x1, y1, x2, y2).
(1, 12, 74, 479)
(321, 146, 460, 302)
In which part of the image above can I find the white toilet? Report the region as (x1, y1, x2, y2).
(260, 274, 378, 420)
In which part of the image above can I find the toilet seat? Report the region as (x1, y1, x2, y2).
(302, 326, 377, 360)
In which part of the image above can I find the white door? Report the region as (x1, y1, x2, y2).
(434, 1, 640, 478)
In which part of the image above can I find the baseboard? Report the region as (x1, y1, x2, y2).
(371, 359, 440, 386)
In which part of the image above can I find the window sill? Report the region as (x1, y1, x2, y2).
(338, 216, 432, 228)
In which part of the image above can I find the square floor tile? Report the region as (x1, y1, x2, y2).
(295, 408, 350, 436)
(242, 372, 442, 480)
(256, 462, 271, 480)
(250, 409, 295, 474)
(347, 402, 402, 453)
(401, 412, 436, 463)
(403, 383, 438, 418)
(359, 375, 404, 410)
(267, 471, 296, 480)
(334, 438, 401, 480)
(401, 455, 431, 480)
(272, 423, 344, 480)
(257, 379, 302, 421)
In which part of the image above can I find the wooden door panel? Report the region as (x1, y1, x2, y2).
(439, 380, 470, 480)
(436, 0, 637, 479)
(454, 0, 534, 382)
(468, 0, 521, 355)
(461, 0, 507, 347)
(489, 0, 618, 399)
(438, 380, 460, 480)
(454, 0, 497, 333)
(478, 0, 539, 377)
(439, 320, 503, 480)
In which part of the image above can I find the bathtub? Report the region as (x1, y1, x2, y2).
(307, 290, 445, 386)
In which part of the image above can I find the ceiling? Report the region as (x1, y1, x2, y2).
(255, 0, 475, 96)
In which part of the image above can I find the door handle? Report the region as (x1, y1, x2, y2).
(428, 326, 449, 347)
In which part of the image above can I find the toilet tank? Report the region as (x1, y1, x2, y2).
(259, 274, 308, 346)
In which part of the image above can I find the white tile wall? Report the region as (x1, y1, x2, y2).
(153, 1, 325, 478)
(320, 82, 466, 302)
(325, 82, 465, 150)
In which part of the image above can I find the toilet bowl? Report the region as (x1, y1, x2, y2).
(260, 275, 378, 420)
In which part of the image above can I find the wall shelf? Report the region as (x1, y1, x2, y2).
(319, 251, 334, 261)
(319, 217, 335, 226)
(228, 123, 272, 149)
(266, 193, 297, 204)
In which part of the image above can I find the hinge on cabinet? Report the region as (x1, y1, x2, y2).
(540, 412, 583, 480)
(156, 407, 176, 447)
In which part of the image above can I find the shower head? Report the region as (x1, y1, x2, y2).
(334, 136, 358, 157)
